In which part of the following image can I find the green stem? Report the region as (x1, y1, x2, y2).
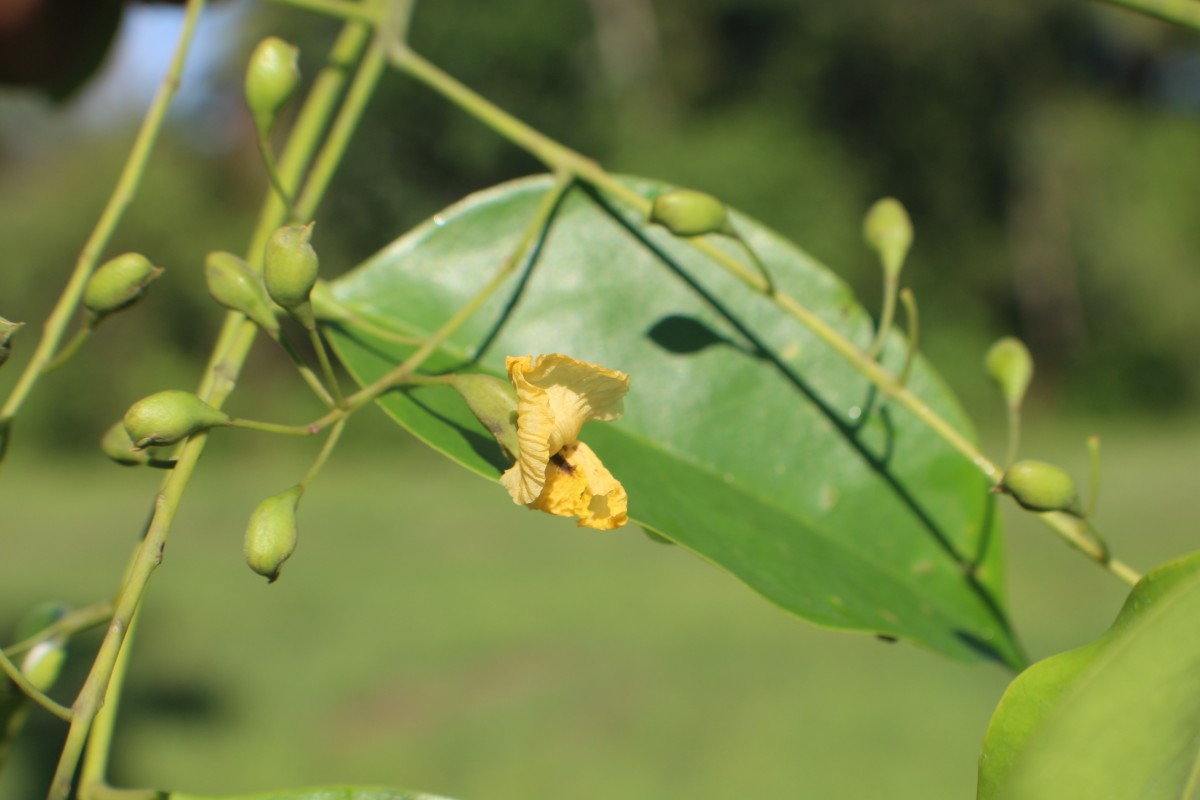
(79, 607, 142, 794)
(897, 287, 918, 386)
(0, 0, 208, 466)
(1086, 434, 1101, 521)
(3, 600, 115, 659)
(300, 418, 346, 489)
(293, 5, 395, 220)
(324, 170, 574, 421)
(275, 331, 337, 406)
(390, 42, 1144, 587)
(868, 273, 898, 359)
(255, 129, 299, 222)
(308, 327, 345, 406)
(1004, 402, 1021, 469)
(227, 417, 319, 437)
(0, 647, 72, 721)
(263, 0, 379, 22)
(44, 17, 377, 800)
(1091, 0, 1200, 31)
(41, 327, 91, 373)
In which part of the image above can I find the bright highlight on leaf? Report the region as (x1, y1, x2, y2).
(500, 354, 630, 530)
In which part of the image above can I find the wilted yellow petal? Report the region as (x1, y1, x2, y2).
(529, 441, 628, 530)
(500, 354, 630, 506)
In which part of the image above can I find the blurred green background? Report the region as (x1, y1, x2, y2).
(2, 0, 1199, 797)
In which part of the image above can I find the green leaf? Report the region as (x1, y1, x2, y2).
(979, 551, 1200, 799)
(326, 175, 1020, 667)
(172, 788, 454, 800)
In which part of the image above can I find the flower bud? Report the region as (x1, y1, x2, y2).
(245, 37, 300, 133)
(985, 337, 1033, 409)
(448, 374, 520, 461)
(650, 189, 733, 237)
(205, 251, 280, 335)
(244, 485, 302, 582)
(1000, 459, 1080, 514)
(83, 253, 163, 324)
(100, 420, 151, 466)
(863, 197, 913, 278)
(0, 316, 23, 367)
(264, 223, 318, 325)
(14, 603, 69, 693)
(123, 390, 230, 449)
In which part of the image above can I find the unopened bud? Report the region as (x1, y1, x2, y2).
(1000, 459, 1080, 514)
(83, 253, 162, 325)
(264, 223, 318, 325)
(123, 390, 230, 449)
(100, 420, 151, 466)
(205, 251, 280, 334)
(863, 198, 912, 278)
(244, 485, 302, 582)
(650, 189, 733, 237)
(985, 337, 1033, 409)
(448, 374, 520, 461)
(245, 37, 300, 133)
(0, 316, 23, 367)
(14, 603, 69, 693)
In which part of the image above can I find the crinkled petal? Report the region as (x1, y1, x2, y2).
(519, 353, 629, 447)
(528, 441, 628, 530)
(500, 354, 630, 507)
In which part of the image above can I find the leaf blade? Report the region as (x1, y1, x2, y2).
(326, 175, 1020, 666)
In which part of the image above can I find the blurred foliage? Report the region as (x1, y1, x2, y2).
(2, 0, 1200, 453)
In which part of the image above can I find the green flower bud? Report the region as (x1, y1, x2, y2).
(100, 420, 151, 466)
(14, 603, 69, 693)
(1000, 459, 1080, 514)
(244, 485, 303, 582)
(205, 251, 280, 335)
(123, 390, 230, 449)
(245, 36, 300, 133)
(0, 316, 23, 367)
(863, 197, 913, 278)
(264, 223, 318, 325)
(83, 253, 163, 324)
(448, 373, 520, 461)
(650, 189, 733, 237)
(985, 337, 1033, 409)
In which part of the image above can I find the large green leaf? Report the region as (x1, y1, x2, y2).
(979, 551, 1200, 799)
(325, 175, 1020, 667)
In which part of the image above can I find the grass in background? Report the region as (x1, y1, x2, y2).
(1, 410, 1196, 799)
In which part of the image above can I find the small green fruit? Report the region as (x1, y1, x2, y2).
(123, 390, 230, 449)
(83, 253, 163, 324)
(650, 189, 732, 237)
(14, 603, 70, 693)
(244, 485, 303, 582)
(264, 223, 318, 324)
(863, 197, 913, 278)
(985, 337, 1033, 409)
(205, 251, 280, 334)
(1000, 459, 1080, 514)
(100, 420, 150, 466)
(0, 316, 23, 367)
(245, 36, 300, 132)
(448, 374, 520, 461)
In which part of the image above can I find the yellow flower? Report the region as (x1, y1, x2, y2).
(499, 354, 630, 530)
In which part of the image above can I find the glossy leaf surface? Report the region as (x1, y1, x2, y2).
(979, 551, 1200, 799)
(326, 175, 1020, 666)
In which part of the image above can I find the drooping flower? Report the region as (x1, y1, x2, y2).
(500, 354, 630, 530)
